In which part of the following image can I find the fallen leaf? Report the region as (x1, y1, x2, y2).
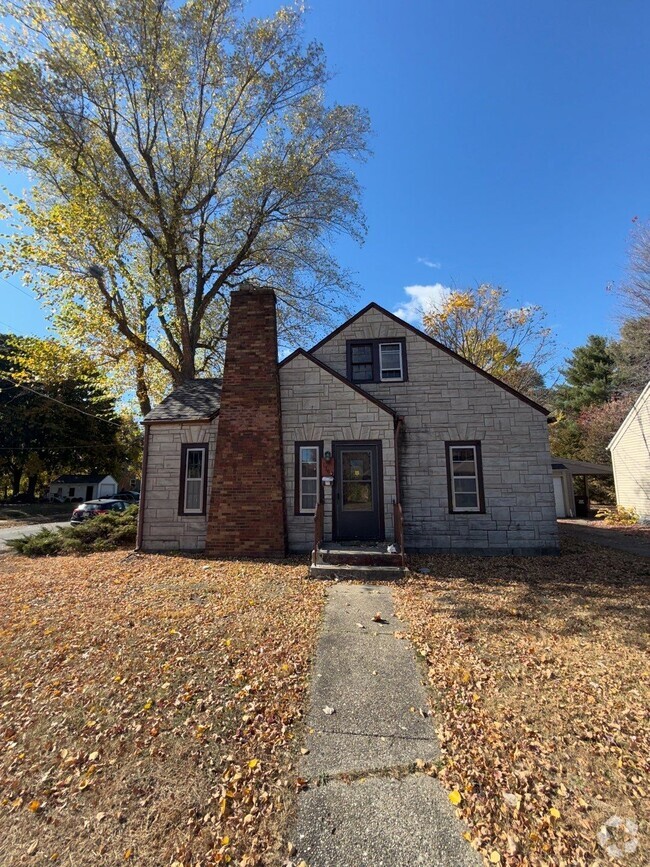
(489, 852, 501, 863)
(449, 790, 462, 805)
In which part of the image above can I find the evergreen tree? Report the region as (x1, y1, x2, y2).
(555, 335, 616, 415)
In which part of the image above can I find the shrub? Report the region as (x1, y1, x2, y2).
(594, 505, 639, 526)
(7, 506, 138, 556)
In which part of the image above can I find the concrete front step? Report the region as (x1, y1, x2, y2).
(318, 547, 403, 567)
(309, 563, 405, 581)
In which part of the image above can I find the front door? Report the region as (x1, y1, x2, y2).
(333, 442, 383, 542)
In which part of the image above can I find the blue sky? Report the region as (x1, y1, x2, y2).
(1, 0, 649, 373)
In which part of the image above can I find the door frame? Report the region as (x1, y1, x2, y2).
(332, 440, 385, 542)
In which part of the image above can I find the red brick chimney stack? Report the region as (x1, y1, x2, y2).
(205, 284, 287, 557)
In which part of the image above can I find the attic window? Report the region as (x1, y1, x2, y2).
(379, 343, 403, 380)
(349, 343, 374, 382)
(347, 338, 407, 384)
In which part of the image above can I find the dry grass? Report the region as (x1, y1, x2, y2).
(0, 552, 324, 866)
(395, 536, 649, 866)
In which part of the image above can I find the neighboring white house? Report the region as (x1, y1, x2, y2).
(608, 381, 650, 521)
(48, 474, 118, 501)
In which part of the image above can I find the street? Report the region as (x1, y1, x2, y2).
(0, 521, 70, 552)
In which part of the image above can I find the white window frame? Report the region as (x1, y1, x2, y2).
(297, 444, 320, 515)
(379, 342, 404, 381)
(448, 444, 481, 513)
(183, 446, 207, 515)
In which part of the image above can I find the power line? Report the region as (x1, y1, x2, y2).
(1, 378, 122, 427)
(1, 275, 36, 300)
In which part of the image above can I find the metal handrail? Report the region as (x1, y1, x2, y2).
(393, 501, 406, 567)
(313, 501, 324, 565)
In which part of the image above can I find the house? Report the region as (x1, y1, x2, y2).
(137, 285, 559, 559)
(49, 473, 118, 502)
(608, 380, 650, 521)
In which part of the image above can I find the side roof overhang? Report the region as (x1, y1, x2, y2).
(142, 378, 222, 425)
(607, 380, 650, 451)
(279, 348, 398, 422)
(309, 302, 551, 419)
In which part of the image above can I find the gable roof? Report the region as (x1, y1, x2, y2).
(51, 474, 114, 485)
(143, 378, 222, 423)
(279, 348, 398, 419)
(309, 302, 550, 417)
(608, 380, 650, 451)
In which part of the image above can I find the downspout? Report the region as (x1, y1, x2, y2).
(135, 421, 150, 551)
(394, 416, 404, 504)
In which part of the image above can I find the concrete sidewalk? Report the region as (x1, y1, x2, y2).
(291, 584, 479, 867)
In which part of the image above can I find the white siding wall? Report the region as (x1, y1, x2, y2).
(140, 420, 218, 551)
(280, 353, 396, 552)
(312, 308, 558, 553)
(610, 391, 650, 521)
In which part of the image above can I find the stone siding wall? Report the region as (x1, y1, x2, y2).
(280, 353, 396, 552)
(312, 307, 558, 553)
(140, 420, 217, 551)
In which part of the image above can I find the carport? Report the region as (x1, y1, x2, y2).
(551, 457, 613, 518)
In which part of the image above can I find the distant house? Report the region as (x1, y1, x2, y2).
(49, 474, 118, 502)
(608, 381, 650, 521)
(137, 285, 559, 559)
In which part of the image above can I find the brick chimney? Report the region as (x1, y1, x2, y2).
(205, 285, 287, 557)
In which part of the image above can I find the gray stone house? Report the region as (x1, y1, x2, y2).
(137, 285, 559, 561)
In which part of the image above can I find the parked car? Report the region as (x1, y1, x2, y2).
(70, 499, 128, 525)
(114, 490, 140, 502)
(8, 493, 37, 504)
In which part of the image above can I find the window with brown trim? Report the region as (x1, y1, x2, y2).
(179, 443, 209, 516)
(294, 441, 322, 514)
(445, 441, 485, 513)
(346, 338, 407, 384)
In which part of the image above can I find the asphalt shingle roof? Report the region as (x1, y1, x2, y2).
(143, 378, 222, 423)
(52, 474, 112, 484)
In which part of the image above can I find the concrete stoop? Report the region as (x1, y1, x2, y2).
(309, 544, 406, 581)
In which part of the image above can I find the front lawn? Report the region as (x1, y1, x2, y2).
(0, 553, 324, 866)
(395, 537, 649, 866)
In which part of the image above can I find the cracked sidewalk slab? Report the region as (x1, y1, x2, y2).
(292, 584, 479, 866)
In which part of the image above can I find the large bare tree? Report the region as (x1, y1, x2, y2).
(0, 0, 370, 413)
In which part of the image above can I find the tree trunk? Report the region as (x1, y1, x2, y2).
(11, 466, 22, 497)
(26, 474, 38, 500)
(135, 356, 152, 418)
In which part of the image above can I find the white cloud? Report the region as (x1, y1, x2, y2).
(417, 256, 441, 269)
(393, 283, 450, 325)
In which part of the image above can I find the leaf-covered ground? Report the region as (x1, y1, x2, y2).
(0, 552, 324, 866)
(395, 537, 649, 867)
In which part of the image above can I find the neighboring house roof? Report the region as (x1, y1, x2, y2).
(309, 302, 551, 417)
(51, 474, 114, 485)
(551, 457, 612, 476)
(279, 349, 398, 419)
(608, 380, 650, 451)
(143, 378, 222, 423)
